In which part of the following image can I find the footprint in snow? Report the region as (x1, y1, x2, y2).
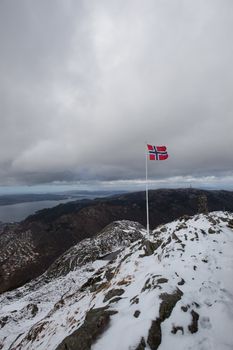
(200, 316, 212, 329)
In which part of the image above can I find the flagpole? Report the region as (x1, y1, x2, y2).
(145, 145, 150, 235)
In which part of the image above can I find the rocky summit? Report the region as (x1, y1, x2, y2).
(0, 211, 233, 349)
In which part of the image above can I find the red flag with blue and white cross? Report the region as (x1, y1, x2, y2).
(147, 144, 168, 160)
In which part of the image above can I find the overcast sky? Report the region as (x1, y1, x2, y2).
(1, 0, 233, 191)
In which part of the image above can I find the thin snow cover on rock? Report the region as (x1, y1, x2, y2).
(45, 220, 145, 279)
(0, 213, 233, 350)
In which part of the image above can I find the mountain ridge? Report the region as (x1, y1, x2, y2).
(0, 188, 233, 294)
(0, 211, 232, 349)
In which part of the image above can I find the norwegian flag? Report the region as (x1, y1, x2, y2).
(147, 144, 168, 160)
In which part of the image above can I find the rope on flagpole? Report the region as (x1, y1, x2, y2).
(145, 144, 150, 235)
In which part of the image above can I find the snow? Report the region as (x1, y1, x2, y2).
(0, 212, 233, 350)
(0, 260, 108, 350)
(92, 212, 233, 350)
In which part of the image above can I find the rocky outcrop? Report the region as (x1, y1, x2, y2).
(44, 221, 144, 280)
(55, 307, 117, 350)
(146, 289, 183, 350)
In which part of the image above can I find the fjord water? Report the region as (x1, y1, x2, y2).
(0, 199, 75, 223)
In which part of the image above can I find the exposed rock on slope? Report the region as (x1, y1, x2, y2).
(0, 212, 233, 350)
(44, 220, 144, 279)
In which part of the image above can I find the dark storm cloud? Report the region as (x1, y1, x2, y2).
(0, 0, 233, 186)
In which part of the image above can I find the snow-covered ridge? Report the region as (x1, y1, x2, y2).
(0, 212, 233, 350)
(45, 220, 145, 279)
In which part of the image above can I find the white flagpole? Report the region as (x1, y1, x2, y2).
(145, 145, 150, 235)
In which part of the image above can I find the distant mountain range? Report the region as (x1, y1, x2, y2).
(0, 188, 233, 294)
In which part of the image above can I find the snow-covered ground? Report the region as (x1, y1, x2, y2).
(0, 212, 233, 350)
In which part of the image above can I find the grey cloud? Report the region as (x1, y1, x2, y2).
(0, 0, 233, 187)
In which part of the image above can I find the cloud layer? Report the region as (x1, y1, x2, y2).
(1, 0, 233, 186)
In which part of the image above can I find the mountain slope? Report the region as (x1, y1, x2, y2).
(1, 188, 233, 294)
(0, 212, 233, 349)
